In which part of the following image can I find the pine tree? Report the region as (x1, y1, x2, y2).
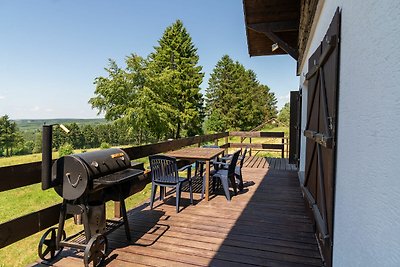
(148, 20, 204, 138)
(205, 55, 240, 132)
(205, 55, 277, 132)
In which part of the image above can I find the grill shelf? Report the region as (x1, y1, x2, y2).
(60, 219, 124, 249)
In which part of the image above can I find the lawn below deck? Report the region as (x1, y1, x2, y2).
(36, 159, 323, 267)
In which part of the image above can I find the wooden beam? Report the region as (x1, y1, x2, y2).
(0, 161, 43, 192)
(247, 20, 299, 33)
(229, 131, 284, 138)
(230, 143, 284, 150)
(0, 204, 67, 249)
(123, 132, 228, 160)
(264, 31, 299, 60)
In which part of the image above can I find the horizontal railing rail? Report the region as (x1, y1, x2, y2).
(0, 131, 288, 249)
(0, 132, 228, 193)
(229, 131, 286, 158)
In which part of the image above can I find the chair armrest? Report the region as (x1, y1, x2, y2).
(178, 164, 192, 172)
(212, 161, 230, 169)
(220, 155, 233, 161)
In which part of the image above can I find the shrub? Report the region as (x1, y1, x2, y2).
(58, 143, 74, 157)
(100, 142, 111, 149)
(12, 141, 35, 155)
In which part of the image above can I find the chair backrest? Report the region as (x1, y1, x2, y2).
(227, 150, 241, 176)
(202, 145, 219, 148)
(149, 155, 179, 184)
(202, 145, 220, 163)
(239, 147, 248, 168)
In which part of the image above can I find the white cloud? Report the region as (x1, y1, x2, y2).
(45, 108, 53, 112)
(0, 96, 5, 100)
(31, 106, 40, 111)
(278, 93, 290, 101)
(277, 93, 290, 109)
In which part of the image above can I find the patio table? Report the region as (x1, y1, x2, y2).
(166, 147, 225, 201)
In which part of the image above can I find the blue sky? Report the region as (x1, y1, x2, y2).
(0, 0, 298, 119)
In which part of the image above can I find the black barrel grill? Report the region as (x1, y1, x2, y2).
(38, 124, 143, 266)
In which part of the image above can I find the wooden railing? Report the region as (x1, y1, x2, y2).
(0, 131, 286, 249)
(229, 131, 287, 158)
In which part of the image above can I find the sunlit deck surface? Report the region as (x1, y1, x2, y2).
(38, 158, 323, 267)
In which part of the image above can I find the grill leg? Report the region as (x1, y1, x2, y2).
(56, 200, 67, 249)
(81, 204, 91, 243)
(120, 198, 131, 241)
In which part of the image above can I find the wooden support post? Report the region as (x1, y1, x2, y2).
(249, 137, 252, 156)
(286, 138, 289, 158)
(225, 136, 229, 154)
(114, 201, 121, 218)
(282, 137, 285, 158)
(214, 138, 219, 147)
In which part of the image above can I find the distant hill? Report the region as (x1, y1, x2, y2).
(14, 118, 107, 132)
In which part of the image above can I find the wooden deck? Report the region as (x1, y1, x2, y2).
(243, 156, 297, 171)
(35, 158, 322, 267)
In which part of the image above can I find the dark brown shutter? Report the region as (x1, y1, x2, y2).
(302, 8, 340, 267)
(289, 90, 301, 166)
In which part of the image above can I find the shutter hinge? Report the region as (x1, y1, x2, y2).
(328, 117, 334, 131)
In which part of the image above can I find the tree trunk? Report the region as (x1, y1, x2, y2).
(175, 121, 181, 139)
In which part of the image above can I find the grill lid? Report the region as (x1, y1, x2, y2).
(74, 148, 131, 178)
(52, 148, 133, 200)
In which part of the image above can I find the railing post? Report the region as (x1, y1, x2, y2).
(225, 135, 229, 154)
(282, 137, 285, 158)
(286, 137, 289, 158)
(249, 137, 252, 156)
(214, 138, 219, 147)
(114, 201, 121, 218)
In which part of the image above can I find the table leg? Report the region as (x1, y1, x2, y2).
(205, 160, 210, 201)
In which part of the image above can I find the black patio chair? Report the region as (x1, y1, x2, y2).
(149, 155, 193, 213)
(211, 150, 241, 201)
(235, 147, 248, 191)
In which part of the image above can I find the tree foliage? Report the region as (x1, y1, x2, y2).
(277, 102, 290, 126)
(148, 20, 204, 138)
(0, 115, 24, 156)
(90, 20, 204, 141)
(52, 123, 133, 150)
(205, 55, 277, 132)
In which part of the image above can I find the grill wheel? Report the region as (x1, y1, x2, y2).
(84, 234, 108, 267)
(38, 227, 66, 261)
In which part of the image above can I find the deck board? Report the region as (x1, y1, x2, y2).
(37, 164, 321, 267)
(243, 157, 296, 171)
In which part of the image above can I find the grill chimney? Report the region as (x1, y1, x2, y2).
(41, 124, 70, 190)
(41, 125, 53, 190)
